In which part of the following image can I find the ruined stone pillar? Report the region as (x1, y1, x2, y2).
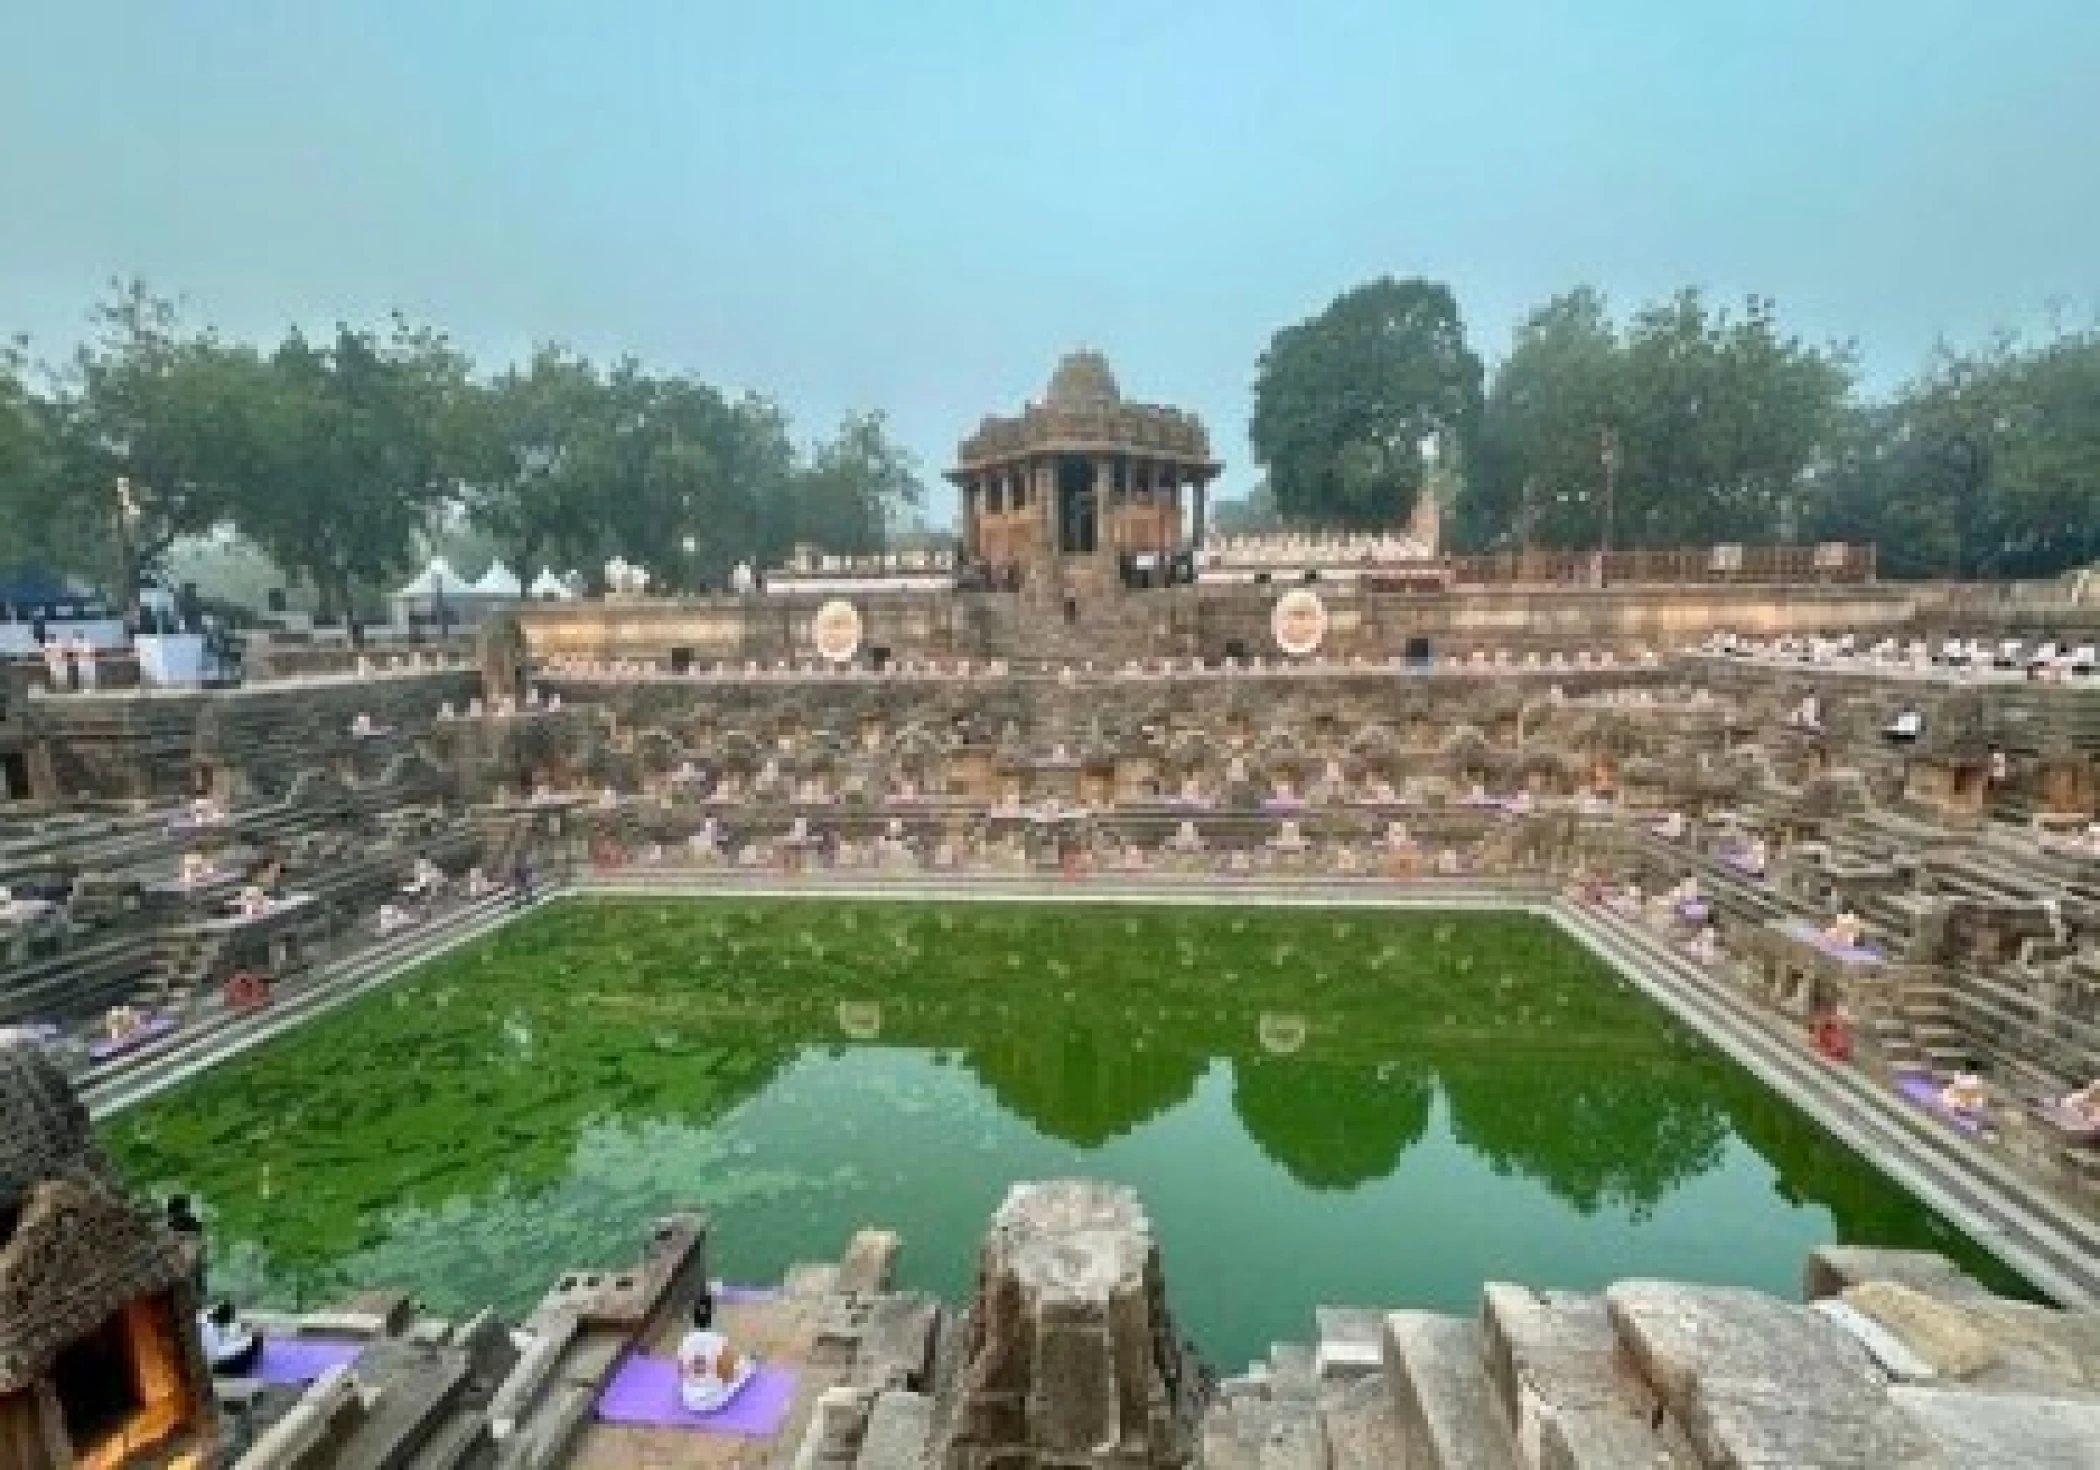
(926, 1180, 1208, 1469)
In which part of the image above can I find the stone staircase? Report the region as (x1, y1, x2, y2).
(1208, 1282, 1711, 1468)
(1560, 898, 2100, 1300)
(1202, 1263, 2100, 1468)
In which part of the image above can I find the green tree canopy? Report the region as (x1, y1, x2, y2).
(234, 319, 474, 623)
(1805, 329, 2100, 578)
(1251, 277, 1484, 529)
(458, 345, 613, 582)
(0, 336, 62, 573)
(1209, 478, 1285, 536)
(43, 282, 282, 612)
(786, 410, 925, 559)
(1464, 288, 1854, 554)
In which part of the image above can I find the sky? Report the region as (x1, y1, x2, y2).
(4, 0, 2099, 525)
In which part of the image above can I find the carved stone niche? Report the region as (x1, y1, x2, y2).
(925, 1180, 1207, 1470)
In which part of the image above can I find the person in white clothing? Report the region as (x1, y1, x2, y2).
(676, 1293, 756, 1413)
(200, 1300, 263, 1376)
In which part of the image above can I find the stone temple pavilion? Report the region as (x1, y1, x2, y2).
(948, 351, 1222, 591)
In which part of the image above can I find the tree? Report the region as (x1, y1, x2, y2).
(785, 410, 924, 558)
(460, 346, 611, 581)
(1615, 291, 1852, 546)
(1251, 277, 1484, 529)
(0, 336, 61, 573)
(1209, 478, 1285, 536)
(239, 320, 472, 625)
(1805, 329, 2100, 579)
(1465, 288, 1620, 552)
(1464, 287, 1852, 553)
(44, 281, 276, 613)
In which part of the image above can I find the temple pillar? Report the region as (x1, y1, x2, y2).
(1094, 457, 1115, 556)
(961, 477, 979, 560)
(1037, 460, 1058, 557)
(1193, 475, 1209, 549)
(1159, 466, 1177, 556)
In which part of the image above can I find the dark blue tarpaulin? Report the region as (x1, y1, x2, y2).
(0, 566, 86, 614)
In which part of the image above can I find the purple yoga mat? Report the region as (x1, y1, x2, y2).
(253, 1337, 364, 1384)
(596, 1355, 796, 1436)
(1896, 1073, 1983, 1135)
(88, 1015, 176, 1061)
(714, 1283, 777, 1304)
(1782, 920, 1884, 967)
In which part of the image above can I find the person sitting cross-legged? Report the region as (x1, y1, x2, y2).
(2057, 1078, 2100, 1128)
(200, 1299, 264, 1377)
(676, 1292, 757, 1413)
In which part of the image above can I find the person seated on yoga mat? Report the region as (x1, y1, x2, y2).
(2057, 1078, 2100, 1126)
(1686, 924, 1722, 966)
(1820, 909, 1865, 950)
(676, 1293, 757, 1413)
(199, 1300, 263, 1376)
(1940, 1072, 1989, 1120)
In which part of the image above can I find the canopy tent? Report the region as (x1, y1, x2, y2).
(471, 562, 523, 598)
(391, 556, 464, 601)
(528, 568, 577, 600)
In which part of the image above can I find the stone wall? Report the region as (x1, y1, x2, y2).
(28, 670, 479, 802)
(517, 582, 1937, 668)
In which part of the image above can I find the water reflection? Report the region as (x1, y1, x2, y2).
(103, 899, 2029, 1361)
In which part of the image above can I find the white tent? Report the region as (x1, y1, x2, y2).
(392, 556, 463, 601)
(472, 561, 523, 598)
(528, 568, 576, 600)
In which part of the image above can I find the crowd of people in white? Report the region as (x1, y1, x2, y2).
(539, 646, 1665, 682)
(1699, 630, 2100, 679)
(1197, 530, 1436, 568)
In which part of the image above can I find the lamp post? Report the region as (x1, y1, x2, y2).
(682, 535, 698, 593)
(114, 475, 142, 627)
(1598, 427, 1620, 588)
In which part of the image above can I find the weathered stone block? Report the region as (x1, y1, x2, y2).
(1606, 1280, 1932, 1468)
(1890, 1385, 2100, 1469)
(925, 1180, 1203, 1469)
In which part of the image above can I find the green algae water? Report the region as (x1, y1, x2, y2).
(102, 899, 2026, 1369)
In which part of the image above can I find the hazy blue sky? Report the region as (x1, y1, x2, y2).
(5, 1, 2098, 519)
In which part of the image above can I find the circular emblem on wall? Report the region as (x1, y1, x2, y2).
(811, 599, 863, 663)
(1270, 588, 1328, 657)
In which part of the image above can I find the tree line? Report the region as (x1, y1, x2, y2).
(0, 282, 925, 619)
(8, 275, 2096, 618)
(1249, 277, 2100, 577)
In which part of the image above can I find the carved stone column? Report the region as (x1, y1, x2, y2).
(925, 1180, 1209, 1469)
